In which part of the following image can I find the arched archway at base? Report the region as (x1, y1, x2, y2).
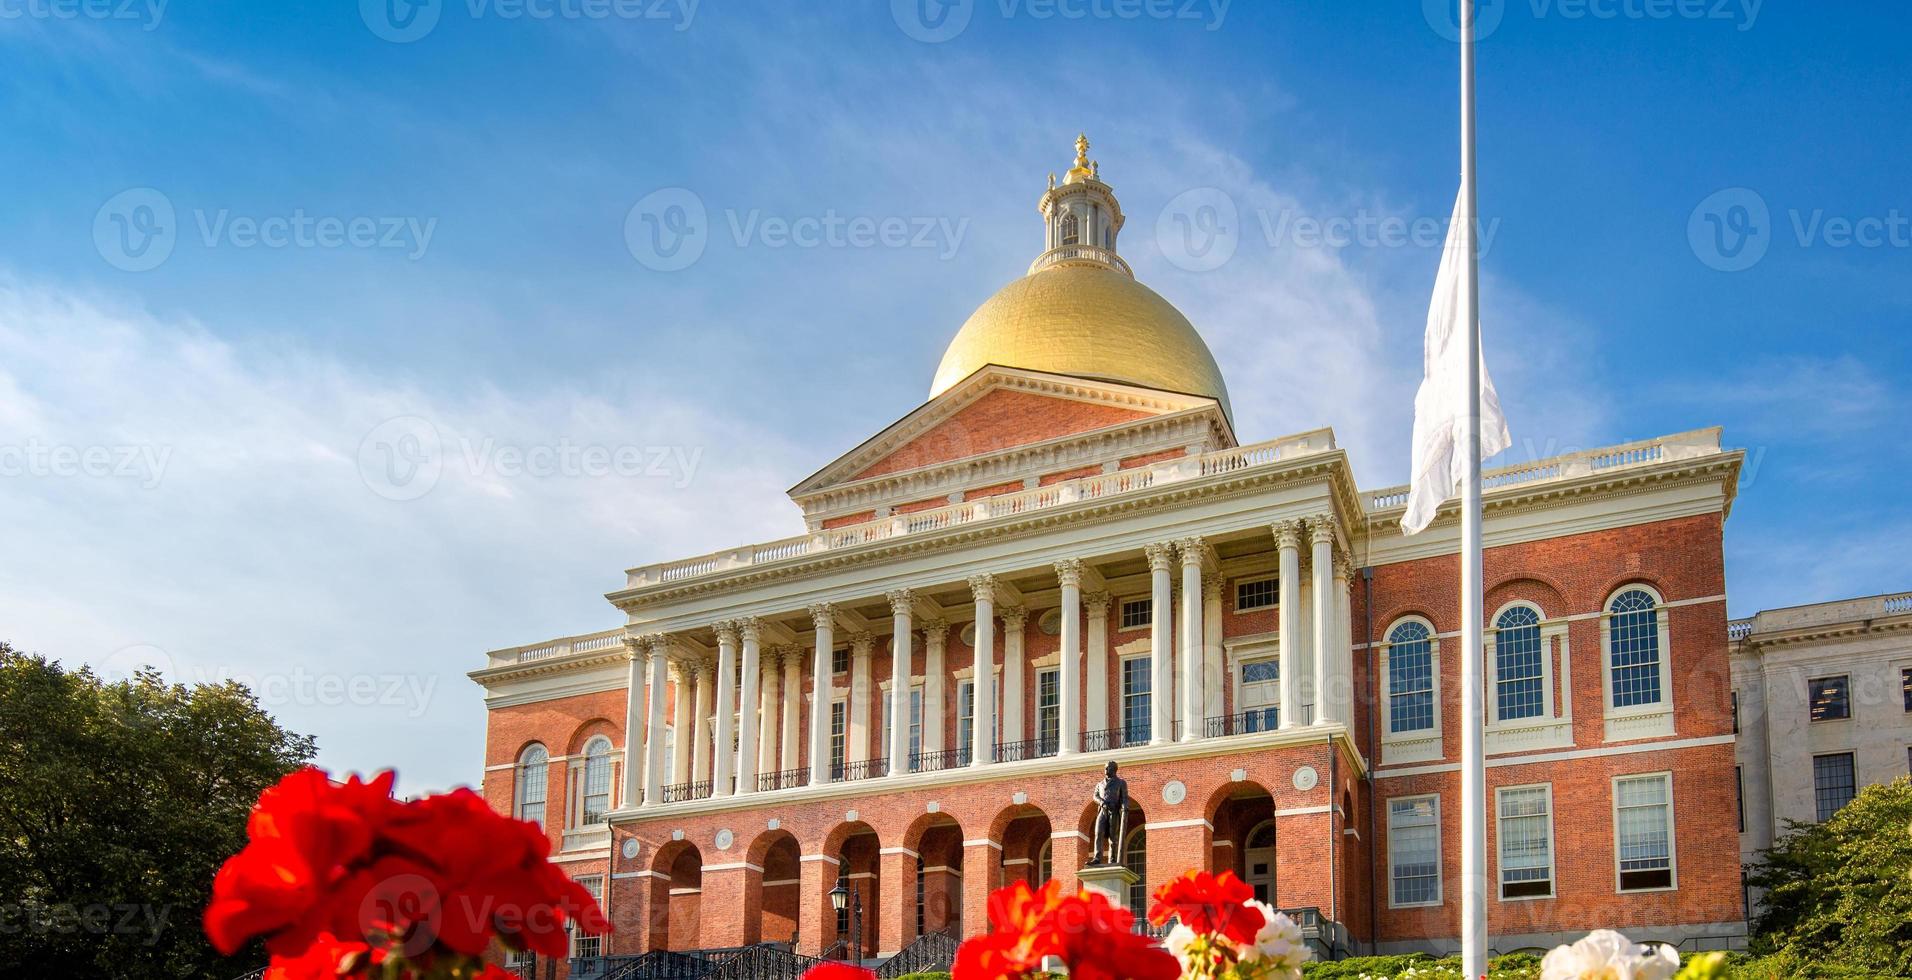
(743, 829, 801, 947)
(645, 840, 704, 952)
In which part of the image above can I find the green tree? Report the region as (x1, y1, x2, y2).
(1747, 776, 1912, 975)
(0, 642, 315, 979)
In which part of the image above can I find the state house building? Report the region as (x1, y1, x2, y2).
(471, 140, 1748, 974)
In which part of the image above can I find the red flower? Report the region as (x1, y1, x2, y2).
(261, 932, 373, 980)
(1148, 869, 1262, 947)
(951, 880, 1177, 980)
(800, 964, 878, 980)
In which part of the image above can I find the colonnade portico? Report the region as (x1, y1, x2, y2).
(614, 514, 1355, 808)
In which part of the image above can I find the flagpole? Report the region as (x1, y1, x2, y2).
(1458, 0, 1489, 976)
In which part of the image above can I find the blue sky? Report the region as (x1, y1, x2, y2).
(2, 1, 1906, 793)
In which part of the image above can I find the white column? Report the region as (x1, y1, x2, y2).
(968, 575, 997, 767)
(887, 590, 915, 775)
(691, 662, 713, 783)
(780, 650, 801, 773)
(621, 636, 646, 809)
(1333, 555, 1354, 728)
(756, 645, 781, 780)
(1275, 521, 1303, 730)
(849, 632, 873, 765)
(1085, 591, 1111, 733)
(734, 619, 761, 796)
(922, 620, 948, 761)
(1178, 537, 1205, 741)
(713, 624, 739, 797)
(670, 662, 693, 784)
(1055, 560, 1083, 755)
(808, 604, 835, 786)
(1203, 578, 1225, 722)
(1000, 607, 1027, 744)
(1145, 542, 1175, 745)
(642, 635, 669, 806)
(1310, 515, 1337, 726)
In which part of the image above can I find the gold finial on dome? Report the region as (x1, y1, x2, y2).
(1066, 132, 1096, 183)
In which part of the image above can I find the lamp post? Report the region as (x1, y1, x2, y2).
(828, 873, 862, 965)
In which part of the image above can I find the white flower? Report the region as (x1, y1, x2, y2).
(1240, 900, 1312, 976)
(1540, 929, 1681, 980)
(1163, 922, 1199, 968)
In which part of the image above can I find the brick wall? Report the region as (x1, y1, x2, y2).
(853, 388, 1151, 480)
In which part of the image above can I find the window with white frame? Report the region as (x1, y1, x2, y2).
(1385, 620, 1437, 735)
(831, 646, 849, 675)
(1036, 668, 1060, 749)
(515, 744, 548, 827)
(1496, 784, 1554, 899)
(570, 875, 605, 957)
(1388, 795, 1442, 906)
(957, 679, 975, 763)
(1239, 658, 1279, 731)
(1614, 773, 1675, 891)
(1121, 655, 1151, 743)
(1235, 578, 1277, 612)
(1608, 589, 1664, 709)
(1035, 839, 1053, 887)
(880, 685, 924, 768)
(829, 700, 847, 774)
(580, 736, 613, 825)
(1493, 606, 1546, 722)
(1119, 598, 1152, 631)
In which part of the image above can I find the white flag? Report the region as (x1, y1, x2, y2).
(1402, 189, 1511, 535)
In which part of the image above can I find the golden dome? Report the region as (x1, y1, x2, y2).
(929, 262, 1232, 418)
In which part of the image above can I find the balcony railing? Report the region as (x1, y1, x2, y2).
(758, 767, 808, 792)
(910, 747, 965, 772)
(993, 736, 1059, 763)
(833, 758, 888, 782)
(625, 430, 1333, 589)
(660, 780, 712, 804)
(1205, 709, 1280, 738)
(1364, 427, 1724, 511)
(1080, 725, 1149, 753)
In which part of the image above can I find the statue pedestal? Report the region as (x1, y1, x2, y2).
(1076, 863, 1139, 908)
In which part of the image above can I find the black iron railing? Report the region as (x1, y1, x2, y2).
(833, 758, 887, 782)
(909, 747, 963, 772)
(660, 780, 712, 804)
(875, 929, 959, 977)
(758, 767, 808, 792)
(1080, 725, 1148, 753)
(992, 736, 1059, 763)
(1204, 709, 1279, 737)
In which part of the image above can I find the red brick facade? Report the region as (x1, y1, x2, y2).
(852, 388, 1151, 480)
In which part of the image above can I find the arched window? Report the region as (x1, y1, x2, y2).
(581, 737, 613, 824)
(1061, 212, 1080, 246)
(1609, 589, 1663, 708)
(1035, 839, 1052, 888)
(1123, 826, 1148, 919)
(515, 744, 548, 827)
(1386, 620, 1436, 734)
(1494, 606, 1545, 722)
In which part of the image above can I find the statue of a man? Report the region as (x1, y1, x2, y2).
(1089, 760, 1129, 866)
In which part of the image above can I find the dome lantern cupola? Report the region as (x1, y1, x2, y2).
(1034, 133, 1130, 277)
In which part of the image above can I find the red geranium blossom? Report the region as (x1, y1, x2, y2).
(951, 880, 1177, 980)
(800, 963, 878, 980)
(1148, 869, 1263, 947)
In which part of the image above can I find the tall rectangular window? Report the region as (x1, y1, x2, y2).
(1608, 590, 1663, 708)
(1810, 676, 1851, 722)
(1120, 598, 1152, 630)
(1235, 578, 1277, 612)
(1240, 659, 1280, 731)
(831, 646, 849, 675)
(1496, 785, 1554, 899)
(571, 876, 605, 957)
(1731, 691, 1740, 734)
(1813, 752, 1856, 821)
(1615, 774, 1674, 891)
(1736, 766, 1745, 834)
(1037, 668, 1060, 750)
(1388, 796, 1441, 906)
(1386, 622, 1436, 734)
(879, 686, 924, 768)
(957, 680, 975, 764)
(1902, 667, 1912, 712)
(829, 700, 846, 773)
(1121, 656, 1151, 743)
(1493, 607, 1545, 722)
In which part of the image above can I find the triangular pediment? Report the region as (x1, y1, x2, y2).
(789, 365, 1230, 502)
